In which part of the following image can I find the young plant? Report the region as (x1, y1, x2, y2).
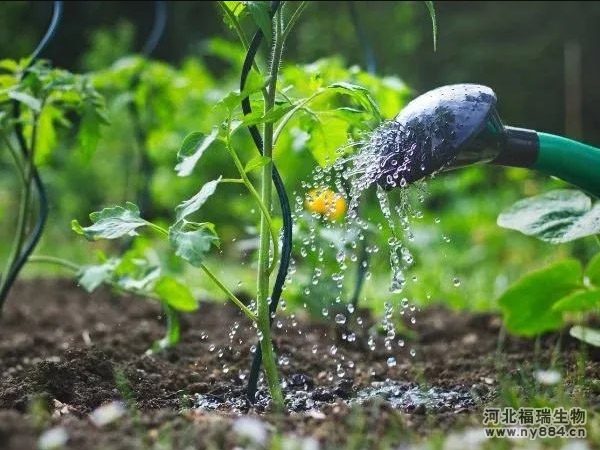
(0, 57, 106, 312)
(496, 189, 600, 343)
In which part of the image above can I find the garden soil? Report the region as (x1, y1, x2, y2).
(0, 279, 598, 449)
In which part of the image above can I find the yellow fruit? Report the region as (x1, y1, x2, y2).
(305, 188, 346, 221)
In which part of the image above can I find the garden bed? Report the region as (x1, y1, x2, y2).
(1, 279, 598, 449)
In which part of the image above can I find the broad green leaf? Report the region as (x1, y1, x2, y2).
(78, 104, 103, 158)
(244, 155, 271, 173)
(306, 114, 350, 166)
(77, 259, 119, 292)
(0, 59, 19, 72)
(154, 276, 198, 312)
(585, 253, 600, 287)
(552, 290, 600, 312)
(72, 202, 148, 241)
(570, 326, 600, 347)
(498, 259, 582, 336)
(497, 189, 600, 244)
(169, 221, 219, 267)
(246, 2, 272, 41)
(175, 178, 221, 221)
(175, 128, 219, 177)
(8, 90, 41, 112)
(424, 1, 437, 51)
(34, 104, 58, 165)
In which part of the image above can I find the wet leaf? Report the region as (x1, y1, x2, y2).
(306, 114, 349, 167)
(72, 202, 149, 241)
(175, 128, 220, 177)
(154, 276, 198, 312)
(498, 259, 582, 336)
(175, 178, 221, 222)
(570, 326, 600, 347)
(244, 155, 271, 173)
(169, 220, 219, 267)
(497, 189, 600, 243)
(552, 290, 600, 312)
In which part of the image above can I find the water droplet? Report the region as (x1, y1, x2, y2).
(453, 277, 461, 287)
(335, 314, 346, 325)
(409, 348, 416, 357)
(387, 357, 397, 367)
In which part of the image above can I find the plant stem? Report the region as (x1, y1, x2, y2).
(225, 120, 279, 274)
(28, 255, 80, 272)
(0, 116, 37, 296)
(256, 7, 285, 409)
(200, 263, 257, 323)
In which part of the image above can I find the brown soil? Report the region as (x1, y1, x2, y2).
(0, 279, 598, 450)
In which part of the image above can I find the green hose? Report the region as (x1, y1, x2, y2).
(535, 132, 600, 198)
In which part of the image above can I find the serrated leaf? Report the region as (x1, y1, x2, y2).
(570, 325, 600, 347)
(154, 276, 198, 312)
(244, 155, 271, 173)
(72, 202, 148, 241)
(175, 178, 221, 221)
(77, 259, 119, 292)
(498, 259, 582, 336)
(497, 189, 600, 244)
(424, 1, 437, 51)
(585, 253, 600, 287)
(8, 90, 41, 112)
(175, 128, 219, 177)
(246, 2, 272, 41)
(169, 221, 219, 267)
(552, 290, 600, 312)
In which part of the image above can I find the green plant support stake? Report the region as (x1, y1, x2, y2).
(373, 83, 600, 198)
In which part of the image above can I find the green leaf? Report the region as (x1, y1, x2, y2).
(326, 82, 381, 120)
(424, 1, 437, 51)
(154, 276, 198, 312)
(306, 114, 350, 166)
(244, 155, 271, 173)
(175, 178, 221, 222)
(218, 71, 268, 111)
(175, 128, 219, 177)
(585, 253, 600, 287)
(498, 259, 583, 336)
(77, 259, 119, 292)
(570, 325, 600, 347)
(497, 189, 600, 244)
(246, 2, 272, 41)
(552, 290, 600, 312)
(169, 221, 219, 267)
(78, 104, 103, 159)
(8, 90, 41, 112)
(72, 202, 148, 241)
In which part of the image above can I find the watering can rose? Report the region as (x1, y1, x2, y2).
(305, 188, 346, 221)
